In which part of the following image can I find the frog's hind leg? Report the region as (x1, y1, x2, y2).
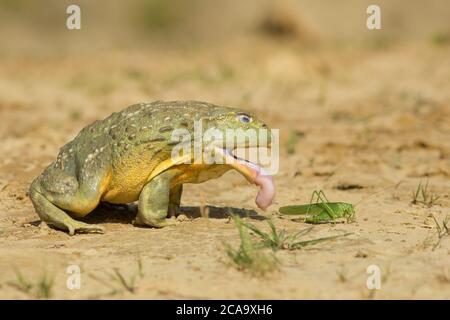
(29, 168, 106, 235)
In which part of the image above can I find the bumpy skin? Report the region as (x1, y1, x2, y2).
(29, 100, 269, 235)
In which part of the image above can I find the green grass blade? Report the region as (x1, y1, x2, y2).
(239, 219, 271, 241)
(289, 226, 314, 240)
(267, 220, 280, 245)
(289, 232, 352, 249)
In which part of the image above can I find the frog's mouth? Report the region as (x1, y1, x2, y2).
(215, 147, 275, 211)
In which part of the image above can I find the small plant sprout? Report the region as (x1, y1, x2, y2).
(285, 129, 304, 155)
(111, 268, 138, 294)
(36, 271, 54, 299)
(279, 190, 356, 224)
(411, 181, 440, 207)
(224, 215, 278, 276)
(239, 219, 351, 251)
(89, 257, 145, 296)
(111, 257, 145, 294)
(225, 216, 351, 275)
(8, 268, 54, 299)
(431, 214, 449, 251)
(8, 269, 33, 295)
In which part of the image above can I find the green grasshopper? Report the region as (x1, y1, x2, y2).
(279, 190, 356, 224)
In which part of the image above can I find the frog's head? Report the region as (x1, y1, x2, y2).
(199, 106, 275, 211)
(164, 102, 275, 211)
(201, 106, 272, 151)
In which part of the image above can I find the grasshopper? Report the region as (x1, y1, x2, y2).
(279, 190, 356, 224)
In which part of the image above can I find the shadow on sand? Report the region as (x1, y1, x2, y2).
(79, 203, 266, 225)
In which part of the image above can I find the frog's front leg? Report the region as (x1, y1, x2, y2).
(134, 169, 179, 228)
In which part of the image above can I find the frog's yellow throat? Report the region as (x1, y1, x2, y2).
(146, 147, 258, 184)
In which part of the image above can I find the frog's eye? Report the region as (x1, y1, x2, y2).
(237, 114, 252, 124)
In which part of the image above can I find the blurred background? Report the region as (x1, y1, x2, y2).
(0, 0, 449, 123)
(1, 0, 449, 51)
(0, 1, 450, 299)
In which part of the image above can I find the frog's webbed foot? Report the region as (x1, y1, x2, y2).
(133, 216, 177, 228)
(45, 219, 104, 236)
(64, 220, 105, 235)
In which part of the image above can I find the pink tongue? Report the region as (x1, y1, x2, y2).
(239, 161, 276, 211)
(217, 148, 275, 210)
(254, 172, 275, 210)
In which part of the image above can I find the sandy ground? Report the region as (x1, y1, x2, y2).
(0, 38, 449, 299)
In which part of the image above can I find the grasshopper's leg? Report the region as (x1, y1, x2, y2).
(316, 190, 330, 203)
(318, 191, 342, 221)
(321, 203, 338, 221)
(134, 169, 179, 228)
(306, 190, 323, 221)
(168, 184, 183, 218)
(306, 190, 334, 222)
(306, 191, 317, 218)
(314, 191, 335, 221)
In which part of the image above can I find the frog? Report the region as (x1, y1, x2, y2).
(29, 100, 275, 235)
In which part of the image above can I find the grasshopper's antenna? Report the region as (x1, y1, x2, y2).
(354, 181, 403, 207)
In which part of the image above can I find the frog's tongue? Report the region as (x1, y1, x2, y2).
(217, 148, 275, 210)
